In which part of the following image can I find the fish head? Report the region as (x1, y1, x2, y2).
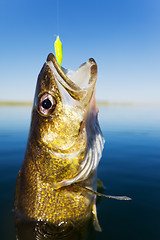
(28, 53, 104, 188)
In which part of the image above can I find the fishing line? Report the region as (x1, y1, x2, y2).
(54, 0, 63, 67)
(56, 0, 60, 36)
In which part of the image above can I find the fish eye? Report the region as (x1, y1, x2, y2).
(38, 93, 56, 116)
(42, 98, 52, 109)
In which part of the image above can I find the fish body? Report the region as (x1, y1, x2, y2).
(15, 53, 104, 238)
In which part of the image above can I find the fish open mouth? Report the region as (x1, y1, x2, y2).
(46, 53, 97, 104)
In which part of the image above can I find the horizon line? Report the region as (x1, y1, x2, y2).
(0, 101, 160, 107)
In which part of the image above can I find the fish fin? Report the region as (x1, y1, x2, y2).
(75, 184, 132, 200)
(97, 179, 105, 191)
(92, 203, 102, 232)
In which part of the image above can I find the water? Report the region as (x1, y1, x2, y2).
(0, 105, 160, 240)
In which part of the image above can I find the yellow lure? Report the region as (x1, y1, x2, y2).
(54, 35, 63, 67)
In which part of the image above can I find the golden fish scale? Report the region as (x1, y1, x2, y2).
(39, 104, 84, 150)
(16, 160, 92, 225)
(15, 104, 91, 225)
(30, 103, 87, 184)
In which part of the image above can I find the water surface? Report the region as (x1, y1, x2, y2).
(0, 105, 160, 240)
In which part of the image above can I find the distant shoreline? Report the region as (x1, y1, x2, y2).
(0, 102, 33, 106)
(0, 101, 160, 107)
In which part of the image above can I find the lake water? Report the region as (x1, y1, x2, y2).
(0, 105, 160, 240)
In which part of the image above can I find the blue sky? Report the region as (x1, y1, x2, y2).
(0, 0, 160, 103)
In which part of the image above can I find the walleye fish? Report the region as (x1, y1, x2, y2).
(14, 53, 105, 238)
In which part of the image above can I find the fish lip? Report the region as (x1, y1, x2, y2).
(47, 53, 81, 92)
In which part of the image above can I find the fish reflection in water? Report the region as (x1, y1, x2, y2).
(15, 217, 95, 240)
(15, 53, 104, 240)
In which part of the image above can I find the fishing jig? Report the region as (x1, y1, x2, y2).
(54, 35, 63, 67)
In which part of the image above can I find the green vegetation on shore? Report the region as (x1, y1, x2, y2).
(0, 102, 32, 106)
(0, 101, 124, 106)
